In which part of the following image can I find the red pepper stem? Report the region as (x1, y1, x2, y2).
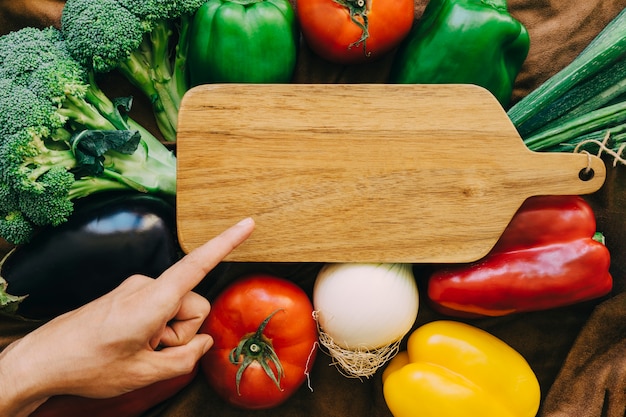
(593, 232, 606, 244)
(229, 309, 285, 396)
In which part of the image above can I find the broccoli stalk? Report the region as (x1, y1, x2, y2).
(61, 0, 205, 142)
(0, 26, 177, 245)
(173, 13, 197, 104)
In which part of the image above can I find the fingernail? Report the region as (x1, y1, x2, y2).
(237, 217, 254, 227)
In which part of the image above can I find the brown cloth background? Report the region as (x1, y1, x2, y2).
(1, 1, 626, 416)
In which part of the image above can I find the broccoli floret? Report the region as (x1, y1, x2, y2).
(0, 27, 133, 134)
(61, 0, 205, 142)
(0, 26, 67, 82)
(0, 130, 66, 244)
(0, 211, 35, 246)
(0, 79, 64, 138)
(18, 166, 76, 227)
(0, 182, 34, 245)
(0, 26, 177, 245)
(0, 130, 76, 193)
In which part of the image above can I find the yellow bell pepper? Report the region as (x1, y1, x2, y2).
(382, 320, 540, 417)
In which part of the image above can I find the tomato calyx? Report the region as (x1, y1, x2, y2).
(229, 309, 285, 395)
(333, 0, 372, 56)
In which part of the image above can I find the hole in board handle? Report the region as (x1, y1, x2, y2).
(579, 168, 595, 181)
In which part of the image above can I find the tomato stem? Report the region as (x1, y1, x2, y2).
(332, 0, 371, 56)
(229, 309, 285, 396)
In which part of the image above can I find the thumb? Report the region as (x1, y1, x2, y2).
(154, 333, 214, 377)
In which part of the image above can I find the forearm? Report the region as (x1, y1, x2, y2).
(0, 338, 52, 417)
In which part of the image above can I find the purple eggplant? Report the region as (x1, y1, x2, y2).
(1, 192, 181, 320)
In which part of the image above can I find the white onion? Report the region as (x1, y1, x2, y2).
(313, 263, 419, 350)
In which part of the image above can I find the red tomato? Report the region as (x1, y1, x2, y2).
(200, 274, 318, 410)
(296, 0, 415, 64)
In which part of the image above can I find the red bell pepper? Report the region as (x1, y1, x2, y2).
(29, 366, 198, 417)
(427, 195, 612, 317)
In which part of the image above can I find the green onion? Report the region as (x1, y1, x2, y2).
(507, 8, 626, 158)
(523, 101, 626, 150)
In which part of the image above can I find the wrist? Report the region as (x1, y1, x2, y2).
(0, 339, 51, 416)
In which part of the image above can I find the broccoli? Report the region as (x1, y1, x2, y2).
(0, 27, 130, 134)
(0, 26, 177, 245)
(0, 179, 35, 245)
(61, 0, 205, 142)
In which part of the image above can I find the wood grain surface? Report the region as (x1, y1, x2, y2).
(176, 84, 605, 263)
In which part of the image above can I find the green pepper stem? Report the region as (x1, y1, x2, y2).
(223, 0, 264, 4)
(481, 0, 509, 12)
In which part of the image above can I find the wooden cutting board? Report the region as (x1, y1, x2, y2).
(176, 84, 606, 263)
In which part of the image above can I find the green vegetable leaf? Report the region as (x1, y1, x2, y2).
(112, 96, 134, 124)
(71, 129, 141, 175)
(0, 274, 26, 316)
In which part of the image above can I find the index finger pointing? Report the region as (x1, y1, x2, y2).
(157, 217, 255, 297)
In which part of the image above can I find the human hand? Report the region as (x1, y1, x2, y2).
(0, 217, 255, 416)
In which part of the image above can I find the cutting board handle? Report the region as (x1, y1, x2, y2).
(514, 149, 605, 196)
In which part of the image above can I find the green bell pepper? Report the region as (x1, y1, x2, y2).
(388, 0, 529, 107)
(187, 0, 298, 85)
